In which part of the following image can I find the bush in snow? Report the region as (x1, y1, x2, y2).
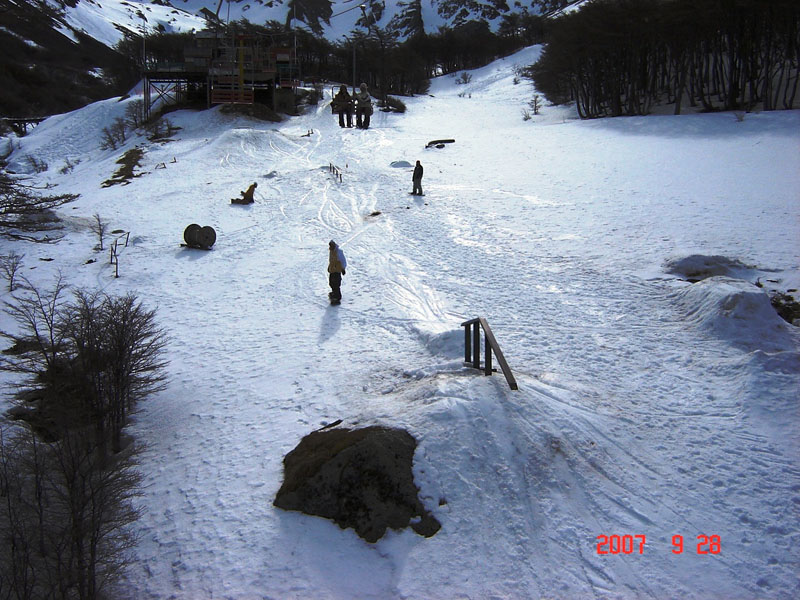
(100, 117, 128, 151)
(529, 94, 542, 115)
(24, 154, 48, 173)
(1, 278, 169, 453)
(125, 99, 145, 130)
(382, 96, 407, 113)
(58, 156, 79, 174)
(456, 71, 473, 85)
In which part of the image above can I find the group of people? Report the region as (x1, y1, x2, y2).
(327, 160, 423, 303)
(326, 82, 426, 302)
(332, 83, 373, 129)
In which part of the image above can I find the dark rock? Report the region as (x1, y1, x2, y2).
(274, 426, 441, 543)
(769, 291, 800, 326)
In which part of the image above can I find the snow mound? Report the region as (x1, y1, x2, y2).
(415, 327, 464, 358)
(672, 277, 796, 351)
(390, 160, 413, 168)
(664, 254, 757, 281)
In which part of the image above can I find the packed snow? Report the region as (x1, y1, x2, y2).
(2, 45, 799, 599)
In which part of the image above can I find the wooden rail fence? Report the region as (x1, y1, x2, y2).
(461, 317, 518, 390)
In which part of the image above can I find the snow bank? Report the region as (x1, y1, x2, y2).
(7, 96, 140, 174)
(672, 276, 797, 352)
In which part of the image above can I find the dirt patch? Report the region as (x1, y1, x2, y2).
(664, 254, 755, 282)
(102, 148, 145, 187)
(274, 425, 441, 543)
(220, 103, 283, 123)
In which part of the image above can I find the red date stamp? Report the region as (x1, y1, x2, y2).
(596, 534, 721, 555)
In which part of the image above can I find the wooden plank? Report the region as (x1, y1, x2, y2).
(478, 318, 518, 390)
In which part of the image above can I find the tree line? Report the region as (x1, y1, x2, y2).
(530, 0, 800, 118)
(113, 13, 550, 103)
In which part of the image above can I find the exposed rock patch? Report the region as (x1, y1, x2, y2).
(274, 426, 441, 543)
(665, 254, 756, 282)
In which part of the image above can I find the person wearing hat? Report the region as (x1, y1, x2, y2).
(332, 84, 353, 128)
(328, 240, 347, 304)
(355, 83, 373, 129)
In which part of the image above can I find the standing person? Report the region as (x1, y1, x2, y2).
(412, 160, 424, 195)
(355, 83, 372, 129)
(328, 240, 347, 304)
(332, 85, 353, 128)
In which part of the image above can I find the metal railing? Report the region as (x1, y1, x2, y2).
(461, 317, 518, 390)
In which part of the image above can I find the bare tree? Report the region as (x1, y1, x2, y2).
(100, 118, 128, 151)
(0, 171, 78, 242)
(89, 213, 109, 251)
(0, 280, 167, 598)
(1, 425, 143, 600)
(0, 251, 24, 291)
(2, 280, 168, 451)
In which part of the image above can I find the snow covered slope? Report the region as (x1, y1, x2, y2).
(2, 45, 799, 598)
(46, 0, 207, 45)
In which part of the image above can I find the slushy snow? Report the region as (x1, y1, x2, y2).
(2, 45, 799, 599)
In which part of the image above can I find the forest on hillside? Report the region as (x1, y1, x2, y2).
(530, 0, 800, 117)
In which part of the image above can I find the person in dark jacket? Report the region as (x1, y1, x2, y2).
(327, 240, 347, 303)
(332, 85, 353, 128)
(412, 161, 423, 195)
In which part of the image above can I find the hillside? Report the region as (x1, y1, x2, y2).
(2, 46, 799, 598)
(0, 1, 584, 117)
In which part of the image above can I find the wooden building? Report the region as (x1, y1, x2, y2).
(143, 31, 298, 119)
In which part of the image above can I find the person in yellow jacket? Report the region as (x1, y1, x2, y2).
(232, 182, 256, 204)
(328, 240, 347, 304)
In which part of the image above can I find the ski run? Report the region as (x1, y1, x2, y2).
(2, 45, 799, 599)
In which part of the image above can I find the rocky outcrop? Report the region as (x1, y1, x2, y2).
(274, 425, 441, 543)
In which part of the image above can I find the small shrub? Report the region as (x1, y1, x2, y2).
(145, 117, 178, 141)
(522, 108, 532, 121)
(59, 156, 80, 174)
(100, 117, 128, 151)
(24, 154, 48, 173)
(529, 94, 542, 115)
(456, 72, 473, 85)
(383, 96, 406, 113)
(125, 99, 145, 130)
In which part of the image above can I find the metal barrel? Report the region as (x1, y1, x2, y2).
(184, 224, 201, 246)
(198, 226, 216, 249)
